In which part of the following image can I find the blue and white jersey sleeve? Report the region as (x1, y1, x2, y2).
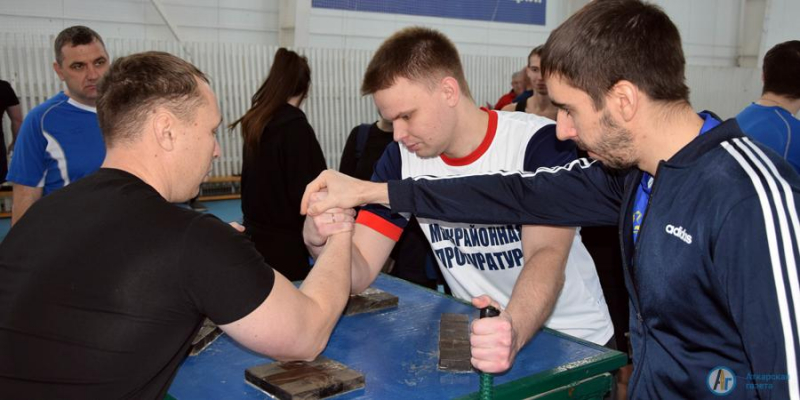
(7, 107, 48, 187)
(355, 142, 408, 241)
(388, 159, 626, 228)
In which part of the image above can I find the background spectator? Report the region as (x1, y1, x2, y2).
(230, 48, 327, 281)
(6, 26, 108, 225)
(0, 79, 22, 183)
(736, 40, 800, 172)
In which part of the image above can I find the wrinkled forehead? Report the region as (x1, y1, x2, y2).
(60, 39, 108, 62)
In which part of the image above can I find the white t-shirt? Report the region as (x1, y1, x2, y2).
(357, 110, 613, 345)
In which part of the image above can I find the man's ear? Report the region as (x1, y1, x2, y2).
(610, 80, 638, 122)
(53, 62, 65, 81)
(152, 110, 176, 151)
(440, 76, 461, 107)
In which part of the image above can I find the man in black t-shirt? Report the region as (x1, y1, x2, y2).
(0, 52, 355, 400)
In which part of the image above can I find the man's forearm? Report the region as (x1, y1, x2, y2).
(11, 120, 21, 139)
(504, 246, 568, 353)
(360, 181, 390, 207)
(11, 185, 43, 227)
(297, 232, 352, 340)
(349, 244, 382, 294)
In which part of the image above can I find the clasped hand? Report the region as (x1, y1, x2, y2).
(470, 295, 520, 374)
(304, 190, 356, 248)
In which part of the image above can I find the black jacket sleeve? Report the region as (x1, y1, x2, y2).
(388, 158, 627, 227)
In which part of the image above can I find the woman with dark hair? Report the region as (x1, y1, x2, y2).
(230, 48, 326, 281)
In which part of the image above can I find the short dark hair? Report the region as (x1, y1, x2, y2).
(541, 0, 689, 110)
(54, 26, 106, 65)
(528, 45, 544, 60)
(762, 40, 800, 99)
(361, 26, 472, 101)
(96, 51, 209, 146)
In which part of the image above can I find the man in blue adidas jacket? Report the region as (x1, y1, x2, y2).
(302, 1, 800, 399)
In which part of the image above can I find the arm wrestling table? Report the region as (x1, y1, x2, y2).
(167, 273, 626, 400)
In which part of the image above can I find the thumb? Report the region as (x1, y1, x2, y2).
(472, 295, 493, 309)
(307, 197, 336, 216)
(228, 221, 245, 233)
(300, 174, 328, 215)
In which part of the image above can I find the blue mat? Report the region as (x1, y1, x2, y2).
(196, 199, 243, 223)
(0, 217, 9, 243)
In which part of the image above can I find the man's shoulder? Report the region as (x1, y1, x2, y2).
(20, 93, 73, 131)
(494, 112, 569, 157)
(495, 110, 555, 136)
(736, 103, 798, 128)
(28, 92, 70, 116)
(692, 133, 800, 203)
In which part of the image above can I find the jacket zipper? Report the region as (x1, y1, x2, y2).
(623, 165, 663, 398)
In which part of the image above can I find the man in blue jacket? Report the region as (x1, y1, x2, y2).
(302, 1, 800, 399)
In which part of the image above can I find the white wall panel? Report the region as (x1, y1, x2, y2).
(0, 0, 65, 18)
(714, 3, 739, 48)
(686, 65, 760, 120)
(225, 0, 278, 12)
(760, 0, 800, 60)
(143, 25, 176, 42)
(218, 8, 278, 31)
(164, 0, 218, 8)
(144, 4, 219, 27)
(685, 1, 718, 42)
(654, 0, 740, 66)
(0, 0, 281, 45)
(63, 0, 146, 24)
(0, 16, 64, 36)
(217, 31, 278, 45)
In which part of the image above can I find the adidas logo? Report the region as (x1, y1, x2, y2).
(665, 224, 692, 244)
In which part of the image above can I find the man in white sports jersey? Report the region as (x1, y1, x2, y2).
(304, 27, 613, 373)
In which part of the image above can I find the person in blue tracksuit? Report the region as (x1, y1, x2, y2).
(302, 1, 800, 399)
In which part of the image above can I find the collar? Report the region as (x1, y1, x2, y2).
(661, 111, 744, 168)
(66, 94, 97, 113)
(440, 108, 498, 166)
